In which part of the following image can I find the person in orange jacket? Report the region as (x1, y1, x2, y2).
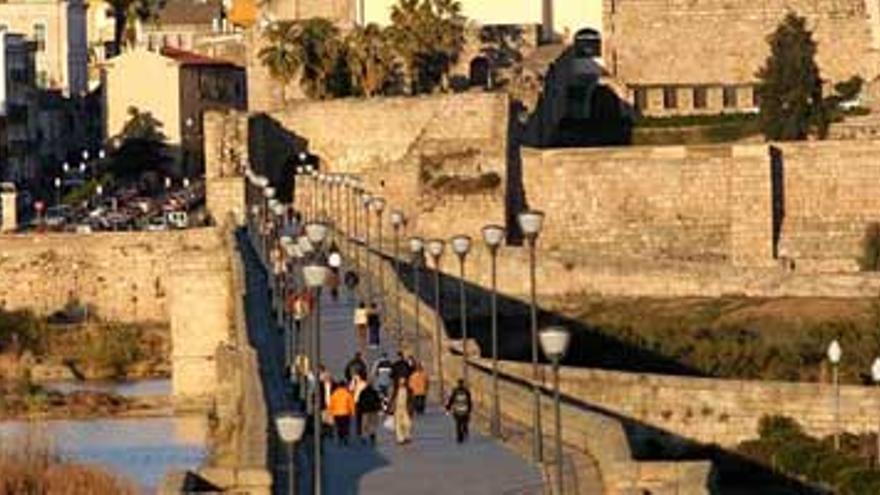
(328, 381, 356, 445)
(408, 362, 429, 415)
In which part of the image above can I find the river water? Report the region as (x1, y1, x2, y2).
(0, 379, 208, 493)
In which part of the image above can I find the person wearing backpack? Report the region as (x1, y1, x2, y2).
(356, 380, 384, 445)
(445, 379, 473, 444)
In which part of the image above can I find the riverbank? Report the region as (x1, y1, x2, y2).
(0, 380, 171, 421)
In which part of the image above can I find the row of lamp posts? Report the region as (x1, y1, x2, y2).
(304, 170, 573, 492)
(257, 165, 575, 494)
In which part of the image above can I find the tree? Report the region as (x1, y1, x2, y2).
(107, 0, 165, 52)
(388, 0, 465, 94)
(346, 23, 396, 97)
(111, 107, 170, 179)
(259, 18, 350, 100)
(755, 13, 825, 141)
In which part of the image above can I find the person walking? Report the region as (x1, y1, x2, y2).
(391, 351, 412, 383)
(319, 366, 334, 438)
(353, 302, 369, 351)
(389, 377, 414, 444)
(371, 352, 394, 398)
(357, 380, 384, 445)
(329, 381, 355, 446)
(367, 302, 382, 348)
(445, 379, 473, 444)
(350, 373, 367, 438)
(345, 352, 368, 383)
(408, 363, 429, 415)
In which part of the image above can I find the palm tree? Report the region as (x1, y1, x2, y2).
(389, 0, 464, 94)
(259, 21, 304, 102)
(346, 23, 395, 97)
(259, 18, 346, 100)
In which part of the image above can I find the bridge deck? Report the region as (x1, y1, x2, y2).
(239, 236, 544, 494)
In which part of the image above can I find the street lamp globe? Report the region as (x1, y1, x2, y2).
(275, 412, 307, 443)
(298, 151, 308, 163)
(79, 162, 86, 173)
(98, 149, 106, 160)
(872, 358, 880, 383)
(482, 225, 505, 249)
(268, 198, 280, 212)
(254, 176, 269, 188)
(828, 339, 842, 365)
(183, 178, 190, 188)
(54, 177, 61, 188)
(427, 239, 445, 259)
(96, 185, 103, 196)
(362, 192, 373, 208)
(372, 197, 386, 214)
(518, 210, 545, 238)
(303, 263, 330, 288)
(62, 162, 70, 173)
(305, 222, 329, 245)
(263, 186, 276, 199)
(390, 210, 405, 228)
(273, 203, 286, 216)
(304, 164, 314, 174)
(539, 326, 571, 361)
(451, 235, 472, 258)
(409, 236, 424, 254)
(82, 149, 90, 161)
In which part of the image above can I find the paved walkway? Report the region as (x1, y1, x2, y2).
(239, 234, 543, 494)
(317, 285, 544, 495)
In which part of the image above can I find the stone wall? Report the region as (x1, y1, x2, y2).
(0, 229, 222, 322)
(493, 360, 880, 449)
(604, 0, 880, 87)
(275, 93, 510, 241)
(522, 140, 880, 272)
(0, 229, 233, 400)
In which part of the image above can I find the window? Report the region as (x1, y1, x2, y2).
(723, 86, 738, 109)
(752, 87, 761, 108)
(633, 87, 647, 112)
(663, 87, 678, 109)
(33, 23, 46, 52)
(693, 87, 707, 109)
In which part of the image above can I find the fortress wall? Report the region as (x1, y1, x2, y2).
(0, 229, 224, 323)
(521, 145, 742, 263)
(776, 141, 880, 268)
(604, 0, 878, 86)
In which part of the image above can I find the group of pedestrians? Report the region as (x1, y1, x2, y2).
(315, 349, 473, 447)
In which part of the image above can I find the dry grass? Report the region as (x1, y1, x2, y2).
(0, 426, 136, 495)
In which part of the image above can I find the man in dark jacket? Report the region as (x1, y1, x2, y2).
(344, 352, 368, 382)
(356, 382, 384, 445)
(445, 379, 472, 443)
(390, 351, 411, 383)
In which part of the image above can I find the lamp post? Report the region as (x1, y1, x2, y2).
(828, 339, 842, 451)
(482, 224, 505, 438)
(391, 211, 406, 346)
(263, 185, 276, 264)
(539, 326, 572, 495)
(372, 197, 386, 303)
(53, 177, 62, 207)
(519, 209, 546, 462)
(307, 165, 317, 222)
(362, 192, 373, 301)
(427, 239, 446, 402)
(275, 412, 307, 495)
(409, 237, 425, 361)
(451, 235, 472, 384)
(303, 223, 329, 495)
(873, 358, 880, 467)
(353, 187, 362, 274)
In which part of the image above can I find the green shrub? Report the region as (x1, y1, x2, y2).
(75, 325, 143, 379)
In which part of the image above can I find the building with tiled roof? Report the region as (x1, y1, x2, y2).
(104, 47, 245, 176)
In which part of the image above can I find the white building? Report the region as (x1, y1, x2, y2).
(0, 0, 88, 97)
